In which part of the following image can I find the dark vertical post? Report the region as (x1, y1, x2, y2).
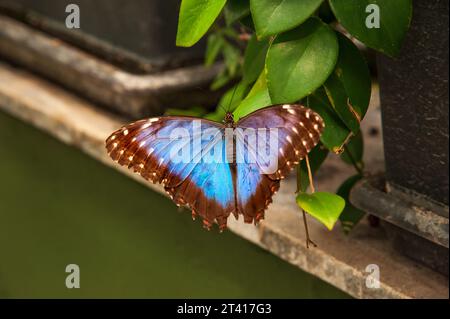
(377, 0, 449, 207)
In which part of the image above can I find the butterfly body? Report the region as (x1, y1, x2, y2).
(106, 104, 324, 231)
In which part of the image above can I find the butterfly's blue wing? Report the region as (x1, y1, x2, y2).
(106, 105, 325, 229)
(106, 117, 235, 230)
(235, 104, 324, 223)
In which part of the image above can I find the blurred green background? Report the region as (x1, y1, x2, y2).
(0, 111, 349, 298)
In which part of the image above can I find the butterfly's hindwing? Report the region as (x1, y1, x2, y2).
(234, 104, 324, 222)
(237, 104, 324, 180)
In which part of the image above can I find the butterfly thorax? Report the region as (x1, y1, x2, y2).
(223, 112, 235, 128)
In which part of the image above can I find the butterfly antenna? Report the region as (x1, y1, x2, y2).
(226, 84, 239, 113)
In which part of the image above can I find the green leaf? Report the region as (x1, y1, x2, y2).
(165, 106, 207, 117)
(243, 35, 270, 84)
(233, 72, 272, 120)
(307, 88, 350, 153)
(210, 68, 232, 90)
(329, 0, 413, 57)
(222, 42, 241, 76)
(203, 111, 224, 122)
(219, 82, 249, 111)
(324, 34, 371, 133)
(296, 192, 345, 230)
(340, 130, 364, 169)
(250, 0, 324, 38)
(266, 18, 339, 104)
(337, 175, 365, 234)
(176, 0, 227, 47)
(225, 0, 250, 25)
(297, 145, 329, 193)
(205, 33, 225, 66)
(205, 82, 249, 121)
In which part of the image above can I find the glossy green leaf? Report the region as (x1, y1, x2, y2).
(337, 175, 365, 234)
(324, 72, 360, 134)
(204, 111, 224, 122)
(233, 72, 272, 120)
(222, 42, 241, 76)
(176, 0, 227, 47)
(329, 0, 412, 57)
(340, 130, 364, 169)
(307, 88, 350, 153)
(297, 144, 329, 193)
(324, 34, 371, 134)
(266, 18, 339, 104)
(205, 33, 225, 66)
(243, 35, 270, 84)
(250, 0, 324, 38)
(296, 192, 345, 230)
(224, 0, 250, 25)
(205, 82, 249, 122)
(210, 68, 232, 90)
(165, 106, 207, 117)
(219, 82, 249, 111)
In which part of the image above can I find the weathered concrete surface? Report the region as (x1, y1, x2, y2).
(0, 63, 448, 299)
(0, 15, 221, 118)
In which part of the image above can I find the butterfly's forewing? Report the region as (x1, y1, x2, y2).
(235, 104, 324, 223)
(106, 117, 235, 230)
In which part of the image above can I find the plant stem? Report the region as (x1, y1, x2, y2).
(305, 154, 316, 193)
(343, 145, 364, 175)
(303, 154, 317, 248)
(302, 210, 317, 249)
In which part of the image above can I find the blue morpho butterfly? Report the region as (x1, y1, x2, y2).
(106, 104, 324, 231)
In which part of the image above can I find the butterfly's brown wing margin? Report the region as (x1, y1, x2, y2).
(105, 117, 235, 230)
(234, 104, 325, 224)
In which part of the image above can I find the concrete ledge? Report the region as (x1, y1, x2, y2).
(0, 62, 448, 299)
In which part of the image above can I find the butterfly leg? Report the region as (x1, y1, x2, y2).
(202, 219, 212, 231)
